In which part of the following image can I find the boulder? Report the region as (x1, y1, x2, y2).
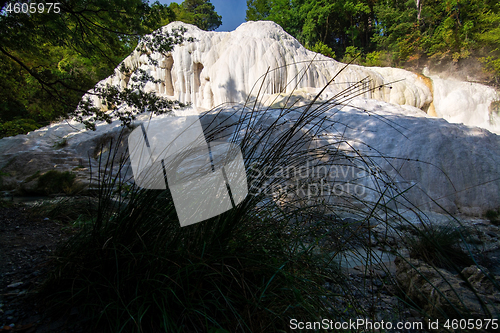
(395, 257, 500, 319)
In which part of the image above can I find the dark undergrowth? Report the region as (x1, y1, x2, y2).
(36, 60, 500, 332)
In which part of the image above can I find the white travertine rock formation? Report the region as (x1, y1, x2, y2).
(92, 22, 432, 111)
(91, 21, 499, 133)
(2, 21, 500, 217)
(212, 100, 500, 217)
(2, 99, 500, 217)
(430, 76, 500, 133)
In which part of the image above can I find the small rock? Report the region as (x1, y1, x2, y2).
(396, 257, 500, 319)
(382, 284, 397, 295)
(409, 308, 421, 317)
(7, 282, 23, 288)
(374, 269, 387, 278)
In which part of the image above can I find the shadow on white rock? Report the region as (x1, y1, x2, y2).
(85, 21, 499, 134)
(2, 21, 500, 217)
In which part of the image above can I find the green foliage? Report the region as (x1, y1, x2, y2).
(405, 224, 473, 270)
(38, 132, 348, 331)
(307, 41, 335, 59)
(41, 194, 339, 331)
(0, 0, 223, 134)
(341, 46, 361, 64)
(246, 0, 270, 21)
(364, 50, 383, 67)
(143, 1, 176, 28)
(36, 170, 77, 195)
(372, 0, 420, 62)
(29, 196, 99, 223)
(77, 28, 189, 130)
(24, 171, 41, 183)
(182, 0, 222, 31)
(484, 209, 500, 226)
(0, 118, 40, 137)
(373, 0, 498, 66)
(247, 0, 500, 80)
(53, 138, 68, 149)
(482, 56, 500, 82)
(477, 2, 500, 81)
(0, 0, 184, 134)
(167, 0, 222, 31)
(246, 0, 376, 56)
(490, 100, 500, 118)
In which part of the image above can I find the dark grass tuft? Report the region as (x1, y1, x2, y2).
(36, 60, 500, 331)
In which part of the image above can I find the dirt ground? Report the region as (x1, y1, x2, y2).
(0, 204, 86, 333)
(0, 203, 425, 333)
(2, 201, 496, 332)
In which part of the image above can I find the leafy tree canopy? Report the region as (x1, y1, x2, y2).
(245, 0, 375, 56)
(0, 0, 221, 137)
(246, 0, 500, 83)
(246, 0, 270, 21)
(0, 1, 175, 131)
(180, 0, 221, 31)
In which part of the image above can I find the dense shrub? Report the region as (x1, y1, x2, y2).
(36, 170, 77, 195)
(0, 118, 40, 138)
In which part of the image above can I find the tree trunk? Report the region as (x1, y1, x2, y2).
(323, 15, 329, 44)
(416, 0, 423, 26)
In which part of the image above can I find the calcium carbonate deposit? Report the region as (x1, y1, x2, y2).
(1, 21, 500, 217)
(93, 21, 499, 133)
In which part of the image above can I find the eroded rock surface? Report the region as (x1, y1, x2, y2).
(1, 21, 500, 217)
(89, 21, 499, 133)
(395, 257, 500, 320)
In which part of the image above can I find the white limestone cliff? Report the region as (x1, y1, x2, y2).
(91, 21, 499, 133)
(2, 21, 500, 218)
(430, 76, 500, 133)
(2, 98, 500, 217)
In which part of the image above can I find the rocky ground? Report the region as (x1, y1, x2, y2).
(1, 201, 499, 332)
(0, 204, 87, 332)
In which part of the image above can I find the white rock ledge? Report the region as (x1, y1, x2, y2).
(1, 21, 500, 218)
